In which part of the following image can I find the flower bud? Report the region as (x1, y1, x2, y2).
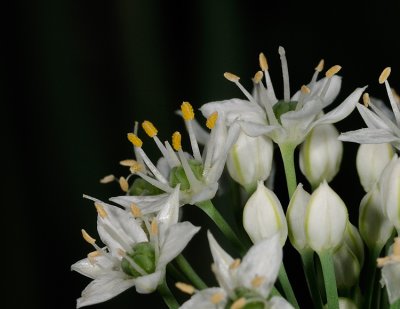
(299, 124, 343, 188)
(243, 181, 287, 245)
(286, 184, 310, 253)
(359, 184, 394, 251)
(344, 222, 364, 267)
(227, 131, 273, 192)
(332, 243, 361, 289)
(356, 143, 394, 192)
(305, 181, 348, 252)
(324, 297, 358, 309)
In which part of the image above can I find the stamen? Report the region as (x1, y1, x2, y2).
(315, 59, 324, 72)
(81, 229, 96, 245)
(181, 101, 195, 121)
(130, 203, 142, 218)
(229, 258, 241, 270)
(129, 161, 144, 173)
(206, 112, 218, 129)
(121, 251, 147, 276)
(164, 141, 181, 167)
(151, 219, 159, 236)
(142, 120, 158, 138)
(278, 46, 290, 101)
(251, 275, 265, 288)
(379, 67, 391, 84)
(120, 159, 136, 167)
(87, 251, 101, 264)
(127, 133, 143, 148)
(225, 72, 262, 107)
(224, 72, 240, 82)
(172, 131, 182, 151)
(393, 237, 400, 256)
(94, 203, 108, 219)
(180, 102, 202, 161)
(259, 53, 268, 71)
(377, 256, 391, 267)
(231, 297, 246, 309)
(363, 93, 370, 107)
(100, 174, 115, 184)
(259, 52, 277, 103)
(175, 282, 195, 295)
(119, 177, 129, 192)
(301, 85, 311, 94)
(210, 292, 225, 304)
(135, 170, 173, 192)
(253, 71, 263, 84)
(325, 65, 342, 78)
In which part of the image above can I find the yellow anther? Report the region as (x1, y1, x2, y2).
(259, 52, 268, 70)
(81, 229, 96, 245)
(377, 256, 390, 267)
(325, 65, 342, 78)
(130, 161, 144, 174)
(119, 159, 137, 167)
(362, 93, 370, 107)
(87, 251, 101, 264)
(210, 292, 225, 304)
(253, 71, 263, 84)
(377, 237, 400, 267)
(206, 112, 218, 129)
(379, 67, 391, 84)
(142, 120, 158, 137)
(231, 297, 246, 309)
(224, 72, 240, 82)
(251, 275, 265, 288)
(151, 219, 159, 236)
(315, 59, 324, 72)
(94, 203, 108, 219)
(301, 85, 311, 94)
(172, 131, 182, 151)
(229, 258, 241, 270)
(181, 102, 195, 121)
(130, 203, 142, 218)
(127, 133, 143, 148)
(100, 174, 115, 184)
(119, 176, 129, 192)
(175, 282, 195, 295)
(393, 237, 400, 256)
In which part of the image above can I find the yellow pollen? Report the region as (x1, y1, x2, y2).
(231, 297, 246, 309)
(88, 251, 101, 258)
(325, 65, 342, 78)
(301, 85, 311, 94)
(253, 71, 263, 83)
(175, 282, 195, 295)
(229, 258, 241, 270)
(315, 59, 324, 72)
(393, 237, 400, 256)
(210, 292, 225, 304)
(100, 174, 115, 184)
(259, 52, 268, 70)
(206, 112, 218, 129)
(377, 256, 390, 267)
(181, 101, 195, 121)
(224, 72, 240, 82)
(379, 67, 391, 84)
(127, 133, 143, 148)
(142, 120, 158, 137)
(81, 229, 96, 245)
(362, 93, 370, 107)
(119, 159, 137, 167)
(119, 177, 129, 192)
(172, 131, 182, 151)
(377, 237, 400, 267)
(251, 275, 265, 288)
(151, 219, 159, 236)
(130, 203, 142, 218)
(94, 203, 108, 219)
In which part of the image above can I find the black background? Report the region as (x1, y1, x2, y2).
(5, 0, 399, 308)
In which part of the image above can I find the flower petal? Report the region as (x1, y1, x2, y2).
(110, 193, 171, 215)
(339, 128, 400, 144)
(180, 288, 227, 309)
(238, 121, 279, 137)
(71, 256, 115, 279)
(269, 296, 295, 309)
(156, 185, 180, 228)
(134, 270, 165, 294)
(381, 263, 400, 304)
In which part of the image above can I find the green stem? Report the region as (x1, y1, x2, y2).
(363, 246, 382, 309)
(158, 279, 179, 309)
(278, 263, 300, 309)
(279, 143, 297, 198)
(167, 263, 188, 282)
(319, 251, 339, 309)
(390, 299, 400, 309)
(301, 249, 324, 309)
(196, 200, 247, 255)
(175, 254, 207, 290)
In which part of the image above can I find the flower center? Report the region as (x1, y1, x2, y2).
(121, 242, 156, 278)
(272, 100, 298, 123)
(129, 178, 164, 196)
(224, 288, 265, 309)
(169, 159, 204, 190)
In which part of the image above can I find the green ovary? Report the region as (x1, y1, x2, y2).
(224, 287, 265, 309)
(121, 242, 156, 278)
(169, 159, 204, 190)
(273, 100, 298, 124)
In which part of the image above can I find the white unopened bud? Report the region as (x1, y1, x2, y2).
(227, 131, 273, 192)
(324, 297, 358, 309)
(344, 222, 364, 267)
(286, 184, 310, 253)
(379, 155, 400, 232)
(305, 181, 348, 252)
(356, 143, 394, 192)
(243, 181, 287, 245)
(300, 124, 343, 189)
(332, 242, 361, 289)
(359, 184, 394, 250)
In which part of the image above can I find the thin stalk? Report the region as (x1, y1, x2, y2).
(363, 246, 382, 309)
(278, 263, 300, 309)
(196, 200, 247, 255)
(158, 279, 179, 309)
(301, 249, 324, 309)
(279, 143, 297, 198)
(175, 254, 207, 290)
(167, 263, 188, 282)
(319, 250, 339, 309)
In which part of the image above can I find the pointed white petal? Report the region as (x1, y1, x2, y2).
(110, 193, 171, 215)
(180, 288, 227, 309)
(381, 263, 400, 304)
(133, 270, 164, 294)
(357, 103, 392, 131)
(238, 121, 279, 137)
(280, 99, 323, 133)
(269, 296, 295, 309)
(71, 256, 115, 279)
(339, 128, 400, 144)
(156, 185, 180, 227)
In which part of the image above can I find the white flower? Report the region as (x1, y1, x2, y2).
(72, 187, 200, 308)
(200, 47, 365, 147)
(339, 68, 400, 150)
(179, 232, 294, 309)
(123, 103, 240, 206)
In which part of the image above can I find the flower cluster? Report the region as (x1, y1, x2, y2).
(72, 47, 400, 309)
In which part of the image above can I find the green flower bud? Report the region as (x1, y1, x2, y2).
(356, 143, 394, 192)
(121, 242, 156, 278)
(227, 131, 273, 192)
(332, 243, 361, 289)
(299, 124, 343, 189)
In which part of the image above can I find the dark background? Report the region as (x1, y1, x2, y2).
(5, 0, 399, 308)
